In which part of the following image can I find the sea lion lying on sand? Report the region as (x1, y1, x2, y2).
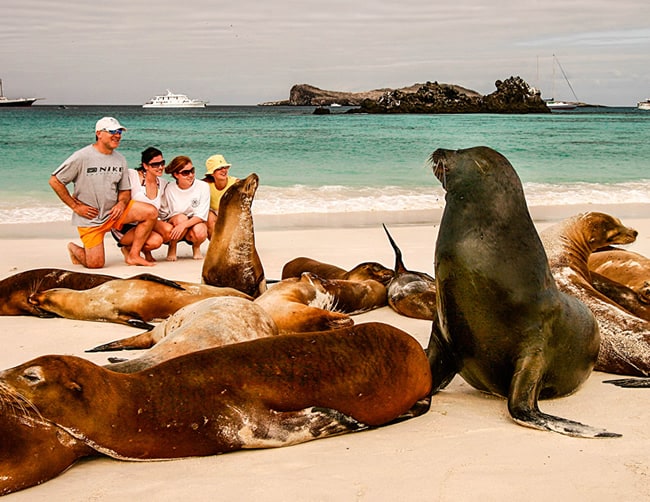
(589, 246, 650, 304)
(281, 257, 394, 285)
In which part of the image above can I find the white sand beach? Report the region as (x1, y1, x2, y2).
(1, 203, 649, 501)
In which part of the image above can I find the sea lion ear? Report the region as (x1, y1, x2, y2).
(65, 381, 82, 392)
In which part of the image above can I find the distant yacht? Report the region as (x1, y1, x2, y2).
(637, 99, 650, 111)
(545, 100, 577, 111)
(540, 55, 580, 111)
(0, 79, 40, 107)
(142, 90, 207, 108)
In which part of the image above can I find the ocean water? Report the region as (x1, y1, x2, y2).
(0, 105, 648, 224)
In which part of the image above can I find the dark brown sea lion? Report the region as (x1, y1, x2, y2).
(0, 323, 432, 495)
(281, 257, 394, 285)
(428, 146, 618, 438)
(27, 278, 252, 329)
(202, 173, 267, 298)
(591, 271, 650, 322)
(87, 296, 279, 373)
(382, 224, 437, 320)
(253, 273, 354, 333)
(589, 247, 650, 304)
(308, 275, 388, 314)
(540, 212, 650, 377)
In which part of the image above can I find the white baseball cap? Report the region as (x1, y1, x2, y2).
(95, 117, 127, 132)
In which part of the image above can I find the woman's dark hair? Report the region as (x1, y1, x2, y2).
(165, 155, 192, 176)
(139, 147, 163, 170)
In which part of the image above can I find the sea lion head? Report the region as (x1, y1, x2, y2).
(579, 212, 638, 249)
(345, 262, 394, 285)
(218, 172, 259, 214)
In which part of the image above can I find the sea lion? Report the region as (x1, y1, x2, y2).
(540, 212, 650, 377)
(254, 273, 354, 333)
(202, 173, 267, 298)
(428, 146, 618, 438)
(87, 296, 279, 373)
(0, 323, 432, 495)
(589, 247, 650, 304)
(307, 275, 388, 314)
(383, 224, 437, 320)
(591, 271, 650, 322)
(281, 257, 394, 285)
(27, 278, 252, 329)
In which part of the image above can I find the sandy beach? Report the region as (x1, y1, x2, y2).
(1, 203, 649, 501)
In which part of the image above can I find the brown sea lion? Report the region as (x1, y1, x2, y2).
(202, 173, 266, 298)
(281, 257, 394, 285)
(428, 146, 618, 438)
(87, 296, 279, 373)
(254, 273, 354, 333)
(591, 272, 650, 322)
(0, 323, 432, 495)
(307, 275, 388, 314)
(540, 212, 650, 377)
(27, 278, 252, 329)
(589, 247, 650, 304)
(382, 224, 437, 320)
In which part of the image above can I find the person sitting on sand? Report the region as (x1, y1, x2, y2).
(159, 155, 210, 261)
(202, 154, 239, 240)
(49, 117, 157, 268)
(111, 147, 169, 262)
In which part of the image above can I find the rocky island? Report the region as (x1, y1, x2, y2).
(261, 77, 551, 114)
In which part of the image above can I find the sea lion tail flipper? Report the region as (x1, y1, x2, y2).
(508, 354, 621, 438)
(86, 330, 157, 352)
(603, 378, 650, 388)
(127, 274, 185, 290)
(382, 224, 407, 274)
(425, 321, 458, 394)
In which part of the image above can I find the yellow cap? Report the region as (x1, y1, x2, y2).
(205, 154, 231, 174)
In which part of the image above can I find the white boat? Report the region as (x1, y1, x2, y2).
(0, 79, 40, 107)
(637, 99, 650, 111)
(542, 55, 579, 111)
(545, 100, 577, 110)
(142, 90, 207, 108)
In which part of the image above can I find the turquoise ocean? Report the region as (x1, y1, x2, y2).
(0, 105, 648, 224)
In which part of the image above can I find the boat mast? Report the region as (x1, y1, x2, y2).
(553, 54, 580, 102)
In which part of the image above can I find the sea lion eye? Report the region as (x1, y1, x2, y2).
(21, 366, 44, 385)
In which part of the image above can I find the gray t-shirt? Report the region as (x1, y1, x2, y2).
(52, 144, 131, 226)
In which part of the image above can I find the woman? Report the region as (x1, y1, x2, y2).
(202, 154, 238, 240)
(111, 146, 168, 262)
(160, 155, 210, 261)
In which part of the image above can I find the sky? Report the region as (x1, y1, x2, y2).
(2, 0, 649, 106)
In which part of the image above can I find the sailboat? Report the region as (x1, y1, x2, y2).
(544, 55, 579, 111)
(0, 79, 40, 107)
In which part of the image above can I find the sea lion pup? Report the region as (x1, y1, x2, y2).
(429, 146, 618, 438)
(540, 212, 650, 377)
(202, 173, 267, 298)
(27, 278, 252, 330)
(254, 273, 353, 333)
(86, 297, 279, 373)
(281, 257, 394, 285)
(589, 247, 650, 304)
(591, 272, 650, 322)
(0, 323, 432, 495)
(382, 224, 437, 320)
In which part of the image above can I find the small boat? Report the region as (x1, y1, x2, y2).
(0, 79, 40, 107)
(142, 90, 207, 108)
(545, 100, 577, 111)
(542, 55, 579, 111)
(637, 99, 650, 111)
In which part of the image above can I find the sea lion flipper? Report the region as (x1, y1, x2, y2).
(603, 378, 650, 388)
(86, 330, 157, 352)
(425, 322, 458, 394)
(508, 353, 621, 438)
(127, 274, 185, 290)
(126, 319, 155, 330)
(382, 224, 407, 274)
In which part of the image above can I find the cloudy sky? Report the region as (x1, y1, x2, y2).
(2, 0, 649, 106)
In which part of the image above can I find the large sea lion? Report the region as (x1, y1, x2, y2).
(254, 273, 354, 333)
(87, 296, 279, 373)
(202, 173, 267, 298)
(428, 146, 618, 438)
(588, 247, 650, 304)
(383, 224, 437, 320)
(27, 278, 252, 329)
(281, 257, 394, 285)
(540, 212, 650, 377)
(0, 323, 432, 495)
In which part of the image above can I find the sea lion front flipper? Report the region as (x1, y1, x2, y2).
(425, 321, 457, 394)
(603, 378, 650, 388)
(508, 352, 621, 438)
(127, 274, 185, 290)
(126, 319, 155, 331)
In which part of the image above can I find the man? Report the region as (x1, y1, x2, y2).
(49, 117, 157, 268)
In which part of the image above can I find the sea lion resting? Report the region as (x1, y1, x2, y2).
(382, 224, 437, 320)
(589, 247, 650, 304)
(0, 323, 432, 496)
(540, 212, 650, 378)
(27, 278, 252, 329)
(428, 146, 619, 438)
(253, 273, 353, 333)
(87, 296, 279, 373)
(281, 257, 394, 285)
(202, 173, 266, 298)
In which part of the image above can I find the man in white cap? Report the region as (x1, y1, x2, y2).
(49, 117, 158, 268)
